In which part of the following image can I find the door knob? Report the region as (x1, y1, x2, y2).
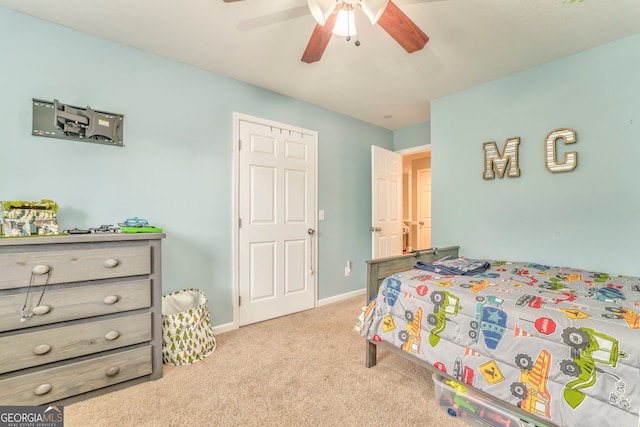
(307, 228, 315, 235)
(370, 227, 382, 232)
(419, 221, 424, 226)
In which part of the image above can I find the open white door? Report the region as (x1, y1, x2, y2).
(237, 116, 317, 326)
(371, 146, 403, 259)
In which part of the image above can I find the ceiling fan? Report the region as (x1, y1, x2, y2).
(222, 0, 429, 64)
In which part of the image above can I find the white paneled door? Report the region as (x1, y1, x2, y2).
(237, 117, 317, 326)
(371, 146, 403, 259)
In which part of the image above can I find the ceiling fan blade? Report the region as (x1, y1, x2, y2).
(376, 0, 429, 53)
(301, 12, 338, 64)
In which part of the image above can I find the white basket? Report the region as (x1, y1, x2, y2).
(161, 288, 217, 366)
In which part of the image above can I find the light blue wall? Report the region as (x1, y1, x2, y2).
(393, 122, 430, 151)
(0, 7, 393, 326)
(432, 34, 640, 275)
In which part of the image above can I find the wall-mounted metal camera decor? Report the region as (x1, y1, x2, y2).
(32, 98, 124, 147)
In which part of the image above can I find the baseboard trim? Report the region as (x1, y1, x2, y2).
(212, 322, 236, 335)
(213, 288, 366, 335)
(317, 288, 366, 307)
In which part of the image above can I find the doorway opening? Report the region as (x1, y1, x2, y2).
(400, 146, 431, 253)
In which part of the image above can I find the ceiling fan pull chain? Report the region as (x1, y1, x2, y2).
(346, 18, 351, 41)
(354, 4, 360, 47)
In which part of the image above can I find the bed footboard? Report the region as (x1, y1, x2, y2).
(365, 246, 459, 368)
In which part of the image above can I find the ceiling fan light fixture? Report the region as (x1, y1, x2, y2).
(332, 6, 357, 37)
(308, 0, 337, 25)
(360, 0, 389, 25)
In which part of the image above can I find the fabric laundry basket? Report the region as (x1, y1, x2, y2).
(161, 288, 217, 366)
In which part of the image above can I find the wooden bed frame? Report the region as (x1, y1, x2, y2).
(365, 246, 460, 368)
(364, 246, 558, 427)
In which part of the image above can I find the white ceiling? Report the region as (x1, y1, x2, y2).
(2, 0, 639, 130)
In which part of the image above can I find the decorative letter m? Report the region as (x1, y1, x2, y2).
(482, 137, 521, 180)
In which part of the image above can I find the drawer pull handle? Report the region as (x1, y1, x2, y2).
(105, 366, 121, 377)
(34, 384, 52, 395)
(104, 330, 120, 341)
(32, 264, 51, 275)
(21, 270, 52, 321)
(103, 295, 120, 305)
(33, 344, 52, 355)
(32, 305, 51, 315)
(103, 258, 119, 268)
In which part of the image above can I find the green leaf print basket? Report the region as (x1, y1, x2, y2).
(161, 288, 217, 366)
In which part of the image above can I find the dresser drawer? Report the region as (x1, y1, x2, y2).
(0, 345, 152, 405)
(0, 312, 152, 374)
(0, 279, 151, 332)
(0, 245, 151, 290)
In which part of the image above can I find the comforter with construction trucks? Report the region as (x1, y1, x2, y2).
(355, 258, 640, 427)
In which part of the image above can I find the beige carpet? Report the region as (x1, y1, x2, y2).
(66, 296, 470, 427)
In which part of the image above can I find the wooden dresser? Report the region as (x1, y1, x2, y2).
(0, 232, 164, 405)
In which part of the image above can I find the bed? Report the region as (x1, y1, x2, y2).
(355, 246, 640, 427)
